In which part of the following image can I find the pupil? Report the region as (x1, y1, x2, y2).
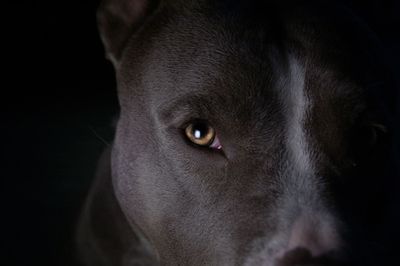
(193, 123, 207, 139)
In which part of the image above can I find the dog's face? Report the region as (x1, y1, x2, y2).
(98, 0, 397, 265)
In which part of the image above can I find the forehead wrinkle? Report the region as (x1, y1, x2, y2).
(156, 93, 223, 127)
(142, 13, 286, 136)
(150, 58, 277, 131)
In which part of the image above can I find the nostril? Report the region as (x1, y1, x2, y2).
(277, 248, 312, 265)
(274, 214, 345, 265)
(275, 247, 340, 266)
(287, 215, 342, 257)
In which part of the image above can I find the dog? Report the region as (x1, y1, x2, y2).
(77, 0, 399, 265)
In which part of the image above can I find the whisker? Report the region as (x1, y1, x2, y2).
(88, 125, 111, 147)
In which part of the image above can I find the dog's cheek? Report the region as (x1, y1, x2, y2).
(108, 116, 224, 246)
(108, 115, 166, 237)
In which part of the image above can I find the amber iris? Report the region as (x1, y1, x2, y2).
(185, 122, 216, 146)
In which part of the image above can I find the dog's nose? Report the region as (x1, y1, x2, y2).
(288, 215, 340, 256)
(275, 247, 340, 266)
(276, 215, 343, 266)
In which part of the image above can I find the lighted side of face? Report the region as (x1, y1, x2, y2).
(110, 5, 391, 264)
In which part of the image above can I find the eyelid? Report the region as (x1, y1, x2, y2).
(370, 123, 387, 133)
(210, 135, 222, 150)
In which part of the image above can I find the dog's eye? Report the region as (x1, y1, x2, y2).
(358, 123, 387, 147)
(351, 122, 387, 164)
(184, 121, 222, 149)
(369, 123, 387, 144)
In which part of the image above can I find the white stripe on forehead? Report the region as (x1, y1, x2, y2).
(286, 57, 314, 175)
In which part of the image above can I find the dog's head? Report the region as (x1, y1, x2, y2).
(98, 0, 398, 265)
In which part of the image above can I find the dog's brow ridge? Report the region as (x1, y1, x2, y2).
(157, 94, 217, 126)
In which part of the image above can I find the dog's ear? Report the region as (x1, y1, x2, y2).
(97, 0, 159, 64)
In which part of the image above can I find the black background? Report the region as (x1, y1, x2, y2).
(2, 1, 399, 265)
